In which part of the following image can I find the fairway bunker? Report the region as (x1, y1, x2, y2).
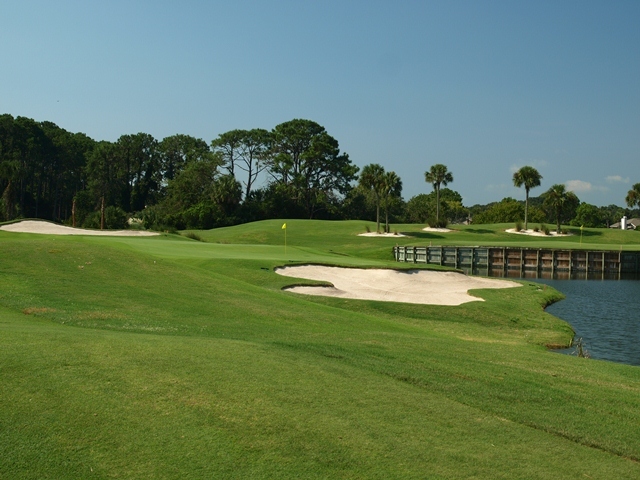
(0, 220, 159, 236)
(276, 265, 519, 306)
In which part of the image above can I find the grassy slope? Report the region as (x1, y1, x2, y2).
(1, 221, 639, 479)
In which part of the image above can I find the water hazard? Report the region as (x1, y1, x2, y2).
(465, 268, 640, 366)
(532, 278, 640, 366)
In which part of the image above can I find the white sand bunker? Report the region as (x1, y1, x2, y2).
(505, 228, 571, 237)
(358, 232, 407, 237)
(422, 227, 454, 233)
(0, 220, 159, 236)
(276, 265, 519, 306)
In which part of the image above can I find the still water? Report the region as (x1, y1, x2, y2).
(529, 278, 640, 366)
(463, 268, 640, 366)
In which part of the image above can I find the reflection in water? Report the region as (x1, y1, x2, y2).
(465, 267, 640, 366)
(463, 267, 639, 281)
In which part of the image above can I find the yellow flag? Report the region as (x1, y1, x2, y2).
(282, 223, 287, 230)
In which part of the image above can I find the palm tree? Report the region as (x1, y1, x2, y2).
(381, 171, 402, 233)
(424, 164, 453, 225)
(625, 183, 640, 209)
(513, 166, 542, 231)
(359, 163, 385, 233)
(543, 184, 577, 233)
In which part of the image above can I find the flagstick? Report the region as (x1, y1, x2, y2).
(285, 227, 287, 256)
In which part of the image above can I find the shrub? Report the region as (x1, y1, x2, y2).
(427, 217, 448, 228)
(127, 217, 146, 230)
(82, 206, 128, 230)
(515, 220, 523, 232)
(533, 227, 540, 233)
(365, 225, 371, 233)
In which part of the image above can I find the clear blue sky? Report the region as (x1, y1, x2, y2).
(2, 0, 638, 207)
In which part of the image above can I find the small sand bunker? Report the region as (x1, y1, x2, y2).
(0, 220, 159, 236)
(276, 265, 519, 306)
(358, 232, 407, 237)
(422, 227, 454, 233)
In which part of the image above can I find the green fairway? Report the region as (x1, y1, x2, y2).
(1, 220, 639, 478)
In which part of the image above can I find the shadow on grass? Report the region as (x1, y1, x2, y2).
(400, 232, 446, 240)
(461, 229, 495, 234)
(569, 229, 603, 237)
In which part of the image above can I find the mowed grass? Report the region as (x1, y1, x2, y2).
(185, 219, 640, 263)
(1, 221, 640, 478)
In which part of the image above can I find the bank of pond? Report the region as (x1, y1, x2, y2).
(394, 245, 640, 367)
(473, 269, 639, 367)
(527, 277, 640, 367)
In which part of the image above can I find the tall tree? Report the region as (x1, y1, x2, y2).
(159, 134, 212, 183)
(268, 119, 357, 218)
(85, 141, 123, 213)
(13, 116, 54, 218)
(236, 129, 270, 199)
(39, 122, 95, 221)
(269, 119, 326, 185)
(381, 170, 402, 233)
(116, 133, 161, 211)
(473, 197, 524, 224)
(543, 184, 579, 233)
(211, 130, 245, 176)
(625, 183, 640, 209)
(0, 115, 96, 222)
(571, 203, 604, 228)
(164, 155, 222, 209)
(424, 164, 453, 224)
(0, 115, 21, 220)
(0, 158, 19, 220)
(512, 166, 542, 230)
(359, 164, 385, 233)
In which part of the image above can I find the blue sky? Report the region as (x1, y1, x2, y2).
(1, 0, 638, 207)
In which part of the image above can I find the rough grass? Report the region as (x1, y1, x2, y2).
(1, 222, 640, 478)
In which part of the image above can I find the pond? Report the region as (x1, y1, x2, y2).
(531, 278, 640, 367)
(463, 268, 640, 366)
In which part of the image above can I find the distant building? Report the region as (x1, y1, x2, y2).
(610, 217, 640, 230)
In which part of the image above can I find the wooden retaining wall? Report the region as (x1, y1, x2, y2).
(393, 246, 640, 277)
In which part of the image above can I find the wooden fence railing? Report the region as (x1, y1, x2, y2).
(393, 246, 640, 277)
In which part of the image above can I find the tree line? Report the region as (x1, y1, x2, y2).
(0, 115, 359, 229)
(1, 113, 638, 231)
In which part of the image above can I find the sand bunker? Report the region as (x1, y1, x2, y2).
(422, 227, 454, 233)
(505, 228, 571, 237)
(276, 265, 519, 306)
(0, 220, 159, 236)
(358, 232, 407, 238)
